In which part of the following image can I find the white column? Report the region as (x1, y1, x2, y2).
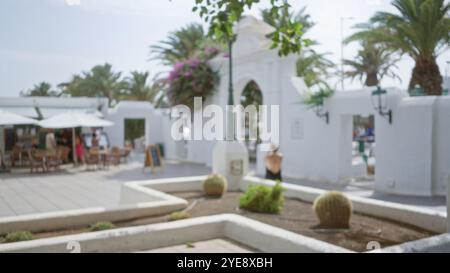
(447, 175, 450, 233)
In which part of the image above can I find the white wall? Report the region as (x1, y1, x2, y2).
(104, 101, 164, 149)
(433, 97, 450, 195)
(180, 16, 450, 197)
(375, 96, 450, 196)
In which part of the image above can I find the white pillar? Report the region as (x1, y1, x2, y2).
(447, 175, 450, 233)
(213, 141, 249, 191)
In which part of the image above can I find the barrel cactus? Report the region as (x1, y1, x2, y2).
(313, 191, 353, 229)
(202, 174, 227, 197)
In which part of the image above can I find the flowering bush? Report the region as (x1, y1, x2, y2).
(167, 57, 219, 109)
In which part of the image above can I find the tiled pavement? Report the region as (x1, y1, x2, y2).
(141, 239, 255, 253)
(0, 155, 211, 217)
(0, 154, 446, 218)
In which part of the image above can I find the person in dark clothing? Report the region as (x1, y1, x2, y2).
(265, 144, 283, 181)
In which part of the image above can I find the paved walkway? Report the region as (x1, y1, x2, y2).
(0, 155, 446, 218)
(141, 239, 255, 253)
(0, 154, 211, 217)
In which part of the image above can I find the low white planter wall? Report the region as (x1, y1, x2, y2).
(1, 175, 448, 253)
(0, 214, 350, 253)
(373, 234, 450, 253)
(0, 187, 187, 234)
(242, 176, 447, 233)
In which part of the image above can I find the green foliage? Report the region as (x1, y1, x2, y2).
(261, 6, 315, 35)
(186, 242, 195, 248)
(239, 182, 284, 214)
(346, 0, 450, 94)
(344, 41, 401, 87)
(59, 63, 127, 106)
(302, 88, 334, 108)
(122, 71, 154, 101)
(169, 211, 191, 221)
(313, 192, 353, 229)
(203, 174, 228, 197)
(59, 67, 168, 107)
(240, 81, 263, 108)
(3, 231, 34, 243)
(124, 119, 145, 143)
(21, 82, 60, 97)
(192, 0, 307, 56)
(261, 6, 334, 89)
(297, 51, 334, 89)
(151, 23, 222, 66)
(89, 221, 115, 232)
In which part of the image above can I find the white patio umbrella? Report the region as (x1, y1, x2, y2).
(0, 109, 38, 126)
(0, 110, 38, 170)
(39, 112, 114, 163)
(39, 111, 113, 129)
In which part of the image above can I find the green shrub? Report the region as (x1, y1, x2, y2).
(313, 191, 353, 229)
(239, 182, 284, 214)
(4, 231, 34, 243)
(302, 88, 334, 108)
(203, 174, 228, 197)
(89, 221, 115, 232)
(169, 211, 191, 221)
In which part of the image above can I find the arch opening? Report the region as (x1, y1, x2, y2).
(239, 80, 263, 164)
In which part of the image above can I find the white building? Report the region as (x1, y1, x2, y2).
(0, 96, 169, 156)
(180, 16, 450, 197)
(1, 16, 449, 198)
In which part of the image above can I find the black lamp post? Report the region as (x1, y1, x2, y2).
(313, 102, 329, 124)
(371, 86, 393, 124)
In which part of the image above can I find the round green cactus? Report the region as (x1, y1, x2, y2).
(313, 191, 353, 229)
(202, 174, 227, 197)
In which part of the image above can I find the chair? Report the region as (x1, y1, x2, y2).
(46, 150, 62, 172)
(57, 146, 71, 164)
(85, 147, 101, 170)
(27, 150, 45, 173)
(11, 146, 22, 167)
(105, 146, 121, 167)
(120, 148, 131, 163)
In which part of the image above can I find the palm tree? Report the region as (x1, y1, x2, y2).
(151, 23, 217, 65)
(297, 51, 335, 88)
(58, 74, 87, 97)
(261, 7, 315, 35)
(21, 82, 59, 97)
(343, 42, 401, 87)
(347, 0, 450, 95)
(124, 71, 152, 101)
(123, 71, 165, 103)
(262, 7, 335, 89)
(81, 63, 127, 105)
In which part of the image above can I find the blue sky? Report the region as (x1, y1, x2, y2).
(0, 0, 449, 96)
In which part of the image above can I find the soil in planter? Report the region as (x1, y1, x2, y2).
(11, 192, 435, 253)
(167, 192, 435, 252)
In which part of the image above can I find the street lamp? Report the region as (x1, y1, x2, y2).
(340, 16, 355, 91)
(312, 102, 329, 124)
(371, 86, 392, 124)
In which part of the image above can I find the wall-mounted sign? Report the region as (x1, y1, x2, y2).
(291, 118, 304, 140)
(230, 159, 244, 176)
